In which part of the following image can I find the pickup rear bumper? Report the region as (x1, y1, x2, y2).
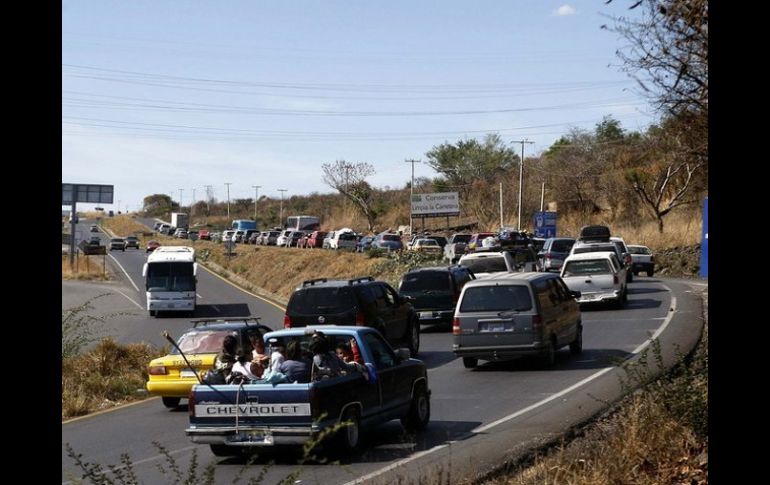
(186, 425, 313, 446)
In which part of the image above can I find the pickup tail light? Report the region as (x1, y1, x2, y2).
(355, 311, 366, 326)
(532, 314, 543, 330)
(283, 315, 292, 328)
(613, 274, 619, 285)
(544, 252, 552, 260)
(188, 389, 196, 417)
(452, 318, 461, 335)
(148, 365, 168, 375)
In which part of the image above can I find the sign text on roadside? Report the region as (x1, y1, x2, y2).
(411, 192, 460, 218)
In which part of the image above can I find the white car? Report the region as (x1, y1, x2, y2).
(560, 251, 627, 308)
(627, 245, 655, 277)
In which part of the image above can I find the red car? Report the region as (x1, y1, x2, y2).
(146, 240, 161, 252)
(305, 231, 328, 248)
(198, 229, 210, 240)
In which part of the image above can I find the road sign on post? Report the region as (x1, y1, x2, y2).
(533, 211, 557, 238)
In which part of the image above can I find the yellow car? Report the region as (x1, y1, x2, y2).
(409, 238, 443, 255)
(146, 318, 272, 408)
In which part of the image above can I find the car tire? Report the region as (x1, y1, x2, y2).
(633, 270, 639, 276)
(407, 318, 420, 357)
(162, 397, 180, 408)
(626, 271, 633, 283)
(209, 444, 241, 457)
(462, 356, 478, 369)
(541, 338, 557, 368)
(335, 407, 361, 454)
(569, 325, 583, 355)
(401, 385, 430, 433)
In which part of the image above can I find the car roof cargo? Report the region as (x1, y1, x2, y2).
(577, 225, 611, 242)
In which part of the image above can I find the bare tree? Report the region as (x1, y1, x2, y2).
(625, 118, 705, 232)
(607, 0, 708, 118)
(321, 160, 378, 231)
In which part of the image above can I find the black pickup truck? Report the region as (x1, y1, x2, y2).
(185, 326, 430, 457)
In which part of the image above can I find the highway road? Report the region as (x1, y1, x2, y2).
(62, 219, 706, 484)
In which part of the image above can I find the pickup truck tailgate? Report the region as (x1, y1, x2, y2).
(189, 383, 312, 427)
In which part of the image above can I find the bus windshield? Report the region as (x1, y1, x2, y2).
(146, 262, 196, 292)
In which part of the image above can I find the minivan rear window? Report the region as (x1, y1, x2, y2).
(459, 285, 532, 312)
(381, 234, 400, 242)
(551, 240, 575, 252)
(288, 287, 356, 314)
(400, 271, 451, 292)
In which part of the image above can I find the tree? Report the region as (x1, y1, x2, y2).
(425, 133, 517, 186)
(608, 0, 707, 118)
(321, 160, 379, 231)
(625, 116, 705, 233)
(142, 194, 173, 216)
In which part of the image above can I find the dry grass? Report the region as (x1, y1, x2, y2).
(101, 215, 153, 238)
(62, 254, 110, 281)
(203, 245, 387, 302)
(62, 338, 166, 420)
(558, 209, 702, 250)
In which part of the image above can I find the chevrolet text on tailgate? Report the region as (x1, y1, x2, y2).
(186, 326, 430, 457)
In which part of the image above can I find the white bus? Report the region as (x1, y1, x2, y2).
(285, 215, 320, 232)
(142, 246, 197, 317)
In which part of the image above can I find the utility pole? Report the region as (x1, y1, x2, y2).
(540, 182, 545, 212)
(203, 185, 213, 215)
(277, 189, 288, 227)
(511, 139, 534, 231)
(178, 189, 184, 211)
(499, 183, 504, 229)
(405, 159, 420, 235)
(252, 185, 261, 220)
(224, 183, 232, 220)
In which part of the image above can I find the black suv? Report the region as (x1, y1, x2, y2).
(398, 266, 475, 328)
(284, 276, 420, 356)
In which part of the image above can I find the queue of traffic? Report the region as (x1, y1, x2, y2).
(136, 219, 655, 459)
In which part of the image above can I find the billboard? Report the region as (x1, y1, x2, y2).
(62, 183, 114, 205)
(533, 211, 557, 238)
(411, 192, 460, 218)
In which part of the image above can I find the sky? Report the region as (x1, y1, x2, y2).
(62, 0, 654, 213)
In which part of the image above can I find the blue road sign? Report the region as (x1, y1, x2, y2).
(700, 197, 708, 278)
(533, 211, 557, 238)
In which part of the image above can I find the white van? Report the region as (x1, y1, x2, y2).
(329, 228, 357, 250)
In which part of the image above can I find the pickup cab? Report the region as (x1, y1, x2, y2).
(185, 326, 430, 457)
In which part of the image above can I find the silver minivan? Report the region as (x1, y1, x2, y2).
(452, 272, 582, 368)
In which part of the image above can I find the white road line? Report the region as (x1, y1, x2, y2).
(108, 253, 140, 292)
(344, 445, 450, 485)
(111, 287, 144, 310)
(62, 445, 198, 485)
(347, 283, 679, 484)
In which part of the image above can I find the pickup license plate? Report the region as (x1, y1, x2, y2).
(419, 312, 435, 320)
(180, 369, 197, 378)
(227, 431, 274, 445)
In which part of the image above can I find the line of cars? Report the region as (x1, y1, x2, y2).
(148, 225, 656, 457)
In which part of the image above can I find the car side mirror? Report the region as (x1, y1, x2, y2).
(394, 348, 411, 362)
(570, 290, 581, 299)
